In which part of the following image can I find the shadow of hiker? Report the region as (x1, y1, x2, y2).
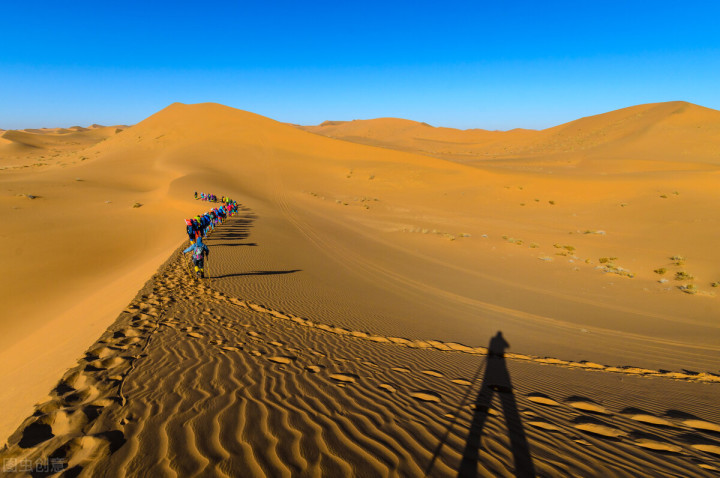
(457, 331, 535, 477)
(211, 270, 302, 279)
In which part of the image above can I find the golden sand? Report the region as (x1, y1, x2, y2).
(1, 102, 719, 475)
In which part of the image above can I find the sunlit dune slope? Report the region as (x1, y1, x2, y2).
(2, 101, 720, 446)
(300, 101, 720, 167)
(0, 102, 500, 441)
(0, 126, 125, 168)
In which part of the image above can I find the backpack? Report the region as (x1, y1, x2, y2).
(192, 245, 204, 260)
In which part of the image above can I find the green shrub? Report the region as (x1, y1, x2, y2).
(674, 271, 693, 281)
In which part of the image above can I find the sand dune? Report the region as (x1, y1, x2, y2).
(2, 220, 719, 476)
(1, 102, 719, 475)
(300, 101, 720, 169)
(0, 126, 126, 171)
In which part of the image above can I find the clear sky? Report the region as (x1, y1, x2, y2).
(1, 1, 719, 130)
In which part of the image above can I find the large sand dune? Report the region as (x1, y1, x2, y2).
(1, 102, 719, 475)
(300, 101, 720, 169)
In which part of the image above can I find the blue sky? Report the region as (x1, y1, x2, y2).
(1, 1, 719, 130)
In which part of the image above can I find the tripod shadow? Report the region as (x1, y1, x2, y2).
(457, 331, 535, 477)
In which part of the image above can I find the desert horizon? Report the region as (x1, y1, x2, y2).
(1, 99, 719, 475)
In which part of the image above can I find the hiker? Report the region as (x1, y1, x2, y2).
(183, 237, 210, 278)
(185, 219, 195, 242)
(183, 193, 238, 240)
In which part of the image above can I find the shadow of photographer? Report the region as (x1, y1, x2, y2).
(425, 331, 535, 477)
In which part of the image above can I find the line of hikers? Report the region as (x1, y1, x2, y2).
(194, 191, 227, 202)
(183, 195, 240, 279)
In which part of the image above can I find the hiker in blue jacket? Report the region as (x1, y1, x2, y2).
(183, 237, 210, 278)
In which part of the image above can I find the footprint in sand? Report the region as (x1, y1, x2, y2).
(665, 410, 720, 433)
(682, 419, 720, 433)
(85, 347, 118, 360)
(90, 356, 132, 371)
(629, 432, 682, 453)
(378, 384, 397, 393)
(699, 464, 720, 471)
(269, 341, 284, 347)
(620, 408, 675, 428)
(56, 431, 126, 470)
(329, 373, 359, 383)
(450, 379, 473, 386)
(572, 416, 626, 438)
(220, 346, 241, 352)
(566, 396, 610, 415)
(267, 356, 297, 364)
(17, 420, 55, 448)
(527, 392, 561, 407)
(187, 332, 204, 339)
(18, 402, 108, 449)
(391, 367, 412, 373)
(113, 328, 141, 339)
(305, 365, 323, 373)
(61, 371, 93, 391)
(115, 337, 143, 347)
(679, 433, 720, 456)
(410, 390, 442, 403)
(62, 384, 105, 407)
(421, 370, 444, 378)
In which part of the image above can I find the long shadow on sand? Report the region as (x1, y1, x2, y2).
(206, 210, 257, 242)
(212, 270, 302, 279)
(426, 332, 535, 478)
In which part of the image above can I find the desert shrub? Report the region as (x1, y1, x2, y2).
(678, 284, 697, 294)
(674, 271, 693, 281)
(599, 257, 617, 264)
